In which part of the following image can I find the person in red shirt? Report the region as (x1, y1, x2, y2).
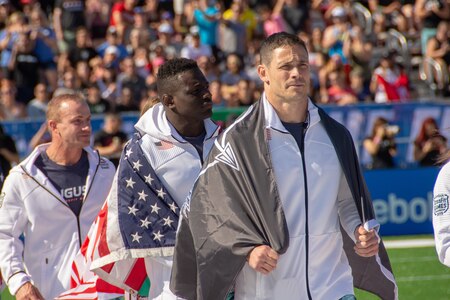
(326, 70, 357, 105)
(110, 0, 137, 40)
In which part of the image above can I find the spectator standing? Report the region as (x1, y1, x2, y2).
(425, 20, 450, 94)
(414, 117, 448, 167)
(0, 94, 115, 299)
(218, 0, 247, 57)
(53, 0, 86, 55)
(28, 6, 58, 92)
(27, 83, 49, 119)
(93, 112, 128, 168)
(150, 23, 178, 60)
(193, 0, 221, 61)
(415, 0, 449, 55)
(86, 84, 112, 115)
(322, 5, 352, 64)
(116, 57, 147, 106)
(115, 86, 140, 112)
(0, 12, 28, 75)
(326, 70, 358, 105)
(181, 25, 213, 61)
(258, 0, 286, 37)
(363, 117, 398, 169)
(109, 0, 137, 42)
(7, 30, 40, 104)
(67, 27, 98, 69)
(0, 0, 13, 31)
(220, 53, 249, 104)
(96, 26, 129, 62)
(370, 52, 410, 103)
(281, 0, 310, 34)
(54, 69, 80, 96)
(197, 54, 218, 82)
(343, 25, 373, 84)
(222, 0, 257, 40)
(0, 79, 27, 120)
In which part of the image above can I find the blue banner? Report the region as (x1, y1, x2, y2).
(364, 167, 440, 236)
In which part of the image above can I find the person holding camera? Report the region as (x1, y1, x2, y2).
(414, 117, 448, 167)
(363, 117, 398, 169)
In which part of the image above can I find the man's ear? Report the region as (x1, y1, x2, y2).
(161, 94, 175, 108)
(257, 64, 269, 85)
(48, 120, 56, 131)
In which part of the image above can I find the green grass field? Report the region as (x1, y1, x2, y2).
(356, 246, 450, 299)
(2, 238, 449, 299)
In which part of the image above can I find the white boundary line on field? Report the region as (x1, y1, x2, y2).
(396, 274, 450, 282)
(383, 238, 435, 249)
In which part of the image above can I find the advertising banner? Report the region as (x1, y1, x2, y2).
(364, 167, 440, 236)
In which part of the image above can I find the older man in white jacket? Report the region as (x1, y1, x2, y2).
(0, 94, 115, 299)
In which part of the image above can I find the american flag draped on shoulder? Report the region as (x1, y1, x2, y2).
(58, 132, 180, 299)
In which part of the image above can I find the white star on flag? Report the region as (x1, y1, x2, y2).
(133, 160, 143, 171)
(140, 217, 151, 229)
(156, 188, 166, 199)
(126, 177, 136, 189)
(144, 174, 155, 185)
(163, 216, 174, 227)
(125, 148, 133, 157)
(153, 231, 164, 241)
(169, 202, 178, 213)
(128, 204, 139, 216)
(144, 174, 154, 185)
(138, 190, 148, 201)
(150, 203, 161, 214)
(131, 232, 142, 243)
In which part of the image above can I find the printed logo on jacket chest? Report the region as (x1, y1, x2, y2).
(434, 194, 449, 216)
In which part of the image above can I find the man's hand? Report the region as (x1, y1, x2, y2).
(15, 282, 44, 300)
(354, 225, 380, 257)
(247, 245, 279, 275)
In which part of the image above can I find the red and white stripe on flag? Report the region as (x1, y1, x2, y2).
(56, 202, 124, 300)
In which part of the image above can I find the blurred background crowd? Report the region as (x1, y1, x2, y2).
(0, 0, 448, 121)
(0, 0, 449, 172)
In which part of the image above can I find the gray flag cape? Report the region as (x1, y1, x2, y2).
(170, 99, 397, 300)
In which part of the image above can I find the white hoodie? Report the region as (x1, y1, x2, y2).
(0, 145, 115, 299)
(135, 103, 220, 299)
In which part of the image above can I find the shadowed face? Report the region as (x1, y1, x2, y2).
(170, 68, 213, 121)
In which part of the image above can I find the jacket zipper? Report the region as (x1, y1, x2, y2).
(299, 124, 313, 300)
(21, 151, 102, 248)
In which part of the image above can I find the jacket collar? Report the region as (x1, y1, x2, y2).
(21, 143, 100, 174)
(261, 93, 321, 133)
(135, 103, 220, 143)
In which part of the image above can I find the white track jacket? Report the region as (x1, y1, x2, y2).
(235, 96, 362, 300)
(0, 144, 115, 299)
(136, 103, 220, 299)
(433, 160, 450, 267)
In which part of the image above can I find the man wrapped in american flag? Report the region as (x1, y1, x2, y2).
(59, 58, 219, 299)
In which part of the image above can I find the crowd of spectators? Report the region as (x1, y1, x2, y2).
(0, 0, 448, 122)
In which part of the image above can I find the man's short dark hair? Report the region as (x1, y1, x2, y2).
(259, 32, 308, 66)
(156, 58, 200, 95)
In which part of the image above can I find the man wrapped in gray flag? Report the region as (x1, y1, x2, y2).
(170, 32, 398, 300)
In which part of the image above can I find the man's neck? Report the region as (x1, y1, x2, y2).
(267, 95, 309, 123)
(46, 143, 83, 166)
